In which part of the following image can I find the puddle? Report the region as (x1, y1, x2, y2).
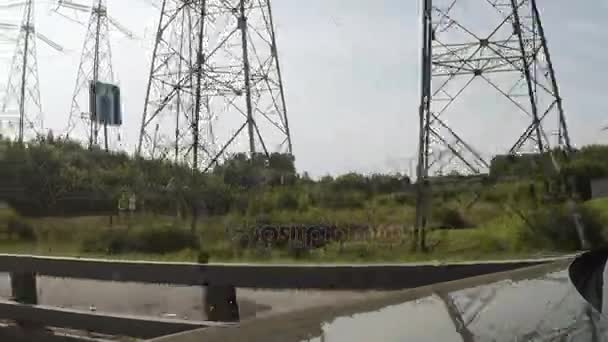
(300, 270, 608, 342)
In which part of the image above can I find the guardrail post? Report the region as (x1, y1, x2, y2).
(11, 271, 37, 305)
(10, 271, 41, 329)
(205, 285, 240, 322)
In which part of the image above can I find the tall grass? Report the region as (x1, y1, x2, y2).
(0, 194, 602, 263)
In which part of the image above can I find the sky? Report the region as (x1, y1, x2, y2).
(1, 0, 607, 178)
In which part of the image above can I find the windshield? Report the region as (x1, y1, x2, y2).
(0, 0, 607, 341)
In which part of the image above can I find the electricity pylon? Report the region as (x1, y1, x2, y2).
(414, 0, 572, 250)
(58, 0, 135, 151)
(138, 0, 293, 171)
(0, 0, 63, 143)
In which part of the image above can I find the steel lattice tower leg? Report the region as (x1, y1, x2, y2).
(1, 0, 43, 143)
(414, 0, 572, 250)
(138, 0, 293, 171)
(65, 0, 117, 151)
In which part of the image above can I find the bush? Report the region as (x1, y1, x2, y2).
(434, 207, 472, 229)
(6, 217, 36, 241)
(331, 241, 372, 260)
(274, 191, 300, 211)
(82, 224, 199, 254)
(286, 240, 309, 259)
(134, 225, 199, 254)
(0, 207, 36, 241)
(0, 206, 18, 226)
(393, 192, 416, 206)
(318, 190, 366, 209)
(246, 193, 275, 215)
(517, 204, 607, 251)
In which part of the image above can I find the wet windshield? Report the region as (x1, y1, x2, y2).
(0, 0, 607, 341)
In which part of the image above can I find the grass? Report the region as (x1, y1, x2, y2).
(0, 240, 555, 264)
(0, 197, 604, 264)
(0, 216, 553, 264)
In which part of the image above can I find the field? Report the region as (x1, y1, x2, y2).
(2, 140, 608, 263)
(0, 198, 604, 264)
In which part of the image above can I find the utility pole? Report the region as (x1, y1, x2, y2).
(415, 0, 433, 252)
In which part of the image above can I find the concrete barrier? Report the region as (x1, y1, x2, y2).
(0, 253, 572, 289)
(0, 253, 574, 340)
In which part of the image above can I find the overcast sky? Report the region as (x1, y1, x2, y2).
(1, 0, 607, 177)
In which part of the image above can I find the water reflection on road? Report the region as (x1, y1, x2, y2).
(303, 271, 607, 342)
(0, 273, 209, 320)
(0, 266, 603, 341)
(0, 273, 382, 324)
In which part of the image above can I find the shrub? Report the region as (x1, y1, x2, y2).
(82, 229, 125, 254)
(286, 240, 309, 259)
(296, 192, 312, 212)
(82, 224, 199, 254)
(246, 193, 274, 215)
(517, 204, 607, 251)
(231, 194, 249, 215)
(274, 191, 300, 211)
(133, 225, 199, 254)
(393, 192, 416, 206)
(476, 232, 510, 253)
(0, 207, 36, 241)
(6, 217, 36, 241)
(200, 180, 233, 216)
(375, 195, 393, 207)
(318, 190, 366, 209)
(434, 207, 472, 229)
(333, 241, 372, 260)
(332, 173, 371, 194)
(0, 206, 18, 226)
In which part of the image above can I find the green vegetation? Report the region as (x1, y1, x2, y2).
(1, 136, 608, 263)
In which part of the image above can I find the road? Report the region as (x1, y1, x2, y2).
(0, 273, 390, 322)
(0, 254, 576, 341)
(152, 259, 588, 342)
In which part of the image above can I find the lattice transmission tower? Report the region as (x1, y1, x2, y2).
(138, 0, 293, 171)
(417, 0, 572, 178)
(0, 0, 63, 143)
(59, 0, 134, 150)
(414, 0, 573, 248)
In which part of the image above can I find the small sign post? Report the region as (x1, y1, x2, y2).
(128, 194, 137, 212)
(128, 193, 136, 228)
(118, 192, 128, 227)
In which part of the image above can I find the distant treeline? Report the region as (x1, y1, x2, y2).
(0, 135, 411, 217)
(1, 133, 607, 217)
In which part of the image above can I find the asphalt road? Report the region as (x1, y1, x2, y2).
(151, 260, 584, 342)
(0, 273, 389, 322)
